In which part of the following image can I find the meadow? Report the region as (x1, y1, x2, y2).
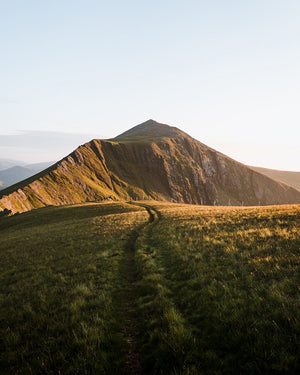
(134, 203, 300, 374)
(0, 202, 149, 374)
(0, 201, 299, 374)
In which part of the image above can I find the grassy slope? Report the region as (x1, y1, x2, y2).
(0, 201, 299, 374)
(134, 203, 300, 374)
(0, 140, 163, 214)
(0, 202, 148, 374)
(251, 166, 300, 191)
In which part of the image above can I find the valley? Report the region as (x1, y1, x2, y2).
(1, 201, 299, 374)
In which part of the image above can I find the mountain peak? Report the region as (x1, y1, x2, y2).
(1, 119, 300, 214)
(141, 119, 158, 125)
(115, 119, 184, 140)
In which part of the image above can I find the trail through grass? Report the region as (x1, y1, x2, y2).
(0, 201, 299, 374)
(117, 205, 156, 374)
(133, 203, 300, 374)
(0, 202, 149, 374)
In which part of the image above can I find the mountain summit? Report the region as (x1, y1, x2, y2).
(115, 119, 185, 139)
(1, 120, 300, 213)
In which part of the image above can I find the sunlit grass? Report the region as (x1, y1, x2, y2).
(0, 201, 299, 374)
(134, 203, 300, 374)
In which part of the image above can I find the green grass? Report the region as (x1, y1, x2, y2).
(134, 203, 300, 374)
(0, 201, 299, 374)
(0, 202, 148, 374)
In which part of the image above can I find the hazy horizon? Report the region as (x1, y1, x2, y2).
(1, 1, 299, 170)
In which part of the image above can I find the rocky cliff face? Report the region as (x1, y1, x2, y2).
(1, 120, 300, 213)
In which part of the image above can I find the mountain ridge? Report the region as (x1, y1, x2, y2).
(1, 120, 300, 213)
(250, 165, 300, 191)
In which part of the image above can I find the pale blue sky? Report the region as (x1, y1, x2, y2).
(0, 0, 299, 170)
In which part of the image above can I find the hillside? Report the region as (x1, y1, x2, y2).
(0, 201, 299, 373)
(251, 166, 300, 191)
(1, 120, 300, 214)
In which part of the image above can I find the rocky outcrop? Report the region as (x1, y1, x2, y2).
(1, 120, 300, 213)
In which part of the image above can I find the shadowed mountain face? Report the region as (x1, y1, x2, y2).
(1, 120, 300, 213)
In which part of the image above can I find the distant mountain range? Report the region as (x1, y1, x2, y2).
(0, 158, 26, 171)
(0, 120, 300, 214)
(0, 161, 55, 190)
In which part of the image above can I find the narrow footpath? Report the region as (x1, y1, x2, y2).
(118, 204, 157, 375)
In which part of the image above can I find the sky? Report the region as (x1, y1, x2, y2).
(0, 0, 299, 170)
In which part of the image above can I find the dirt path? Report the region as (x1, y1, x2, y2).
(119, 204, 156, 375)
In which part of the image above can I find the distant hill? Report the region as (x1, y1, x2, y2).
(1, 120, 300, 214)
(0, 166, 36, 190)
(0, 158, 25, 171)
(251, 166, 300, 191)
(0, 162, 55, 190)
(26, 161, 56, 172)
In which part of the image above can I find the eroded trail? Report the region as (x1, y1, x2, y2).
(118, 204, 156, 375)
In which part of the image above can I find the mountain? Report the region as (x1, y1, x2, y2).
(0, 158, 25, 171)
(1, 120, 300, 214)
(250, 166, 300, 191)
(0, 166, 36, 190)
(0, 162, 55, 190)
